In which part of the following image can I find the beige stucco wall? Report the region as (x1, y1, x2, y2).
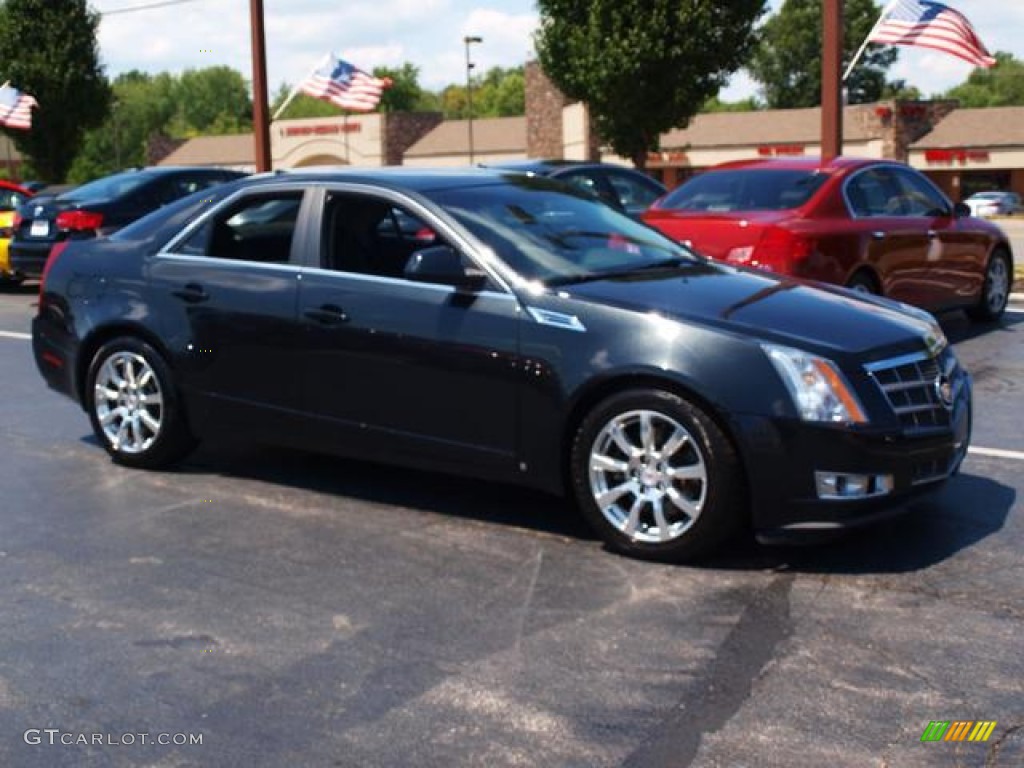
(272, 114, 385, 168)
(908, 146, 1024, 172)
(402, 150, 526, 168)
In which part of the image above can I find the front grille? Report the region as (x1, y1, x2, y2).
(866, 348, 958, 434)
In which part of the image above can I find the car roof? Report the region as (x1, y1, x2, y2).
(238, 166, 531, 193)
(706, 156, 877, 173)
(483, 159, 626, 175)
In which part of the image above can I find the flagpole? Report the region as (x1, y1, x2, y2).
(843, 0, 897, 81)
(272, 52, 331, 121)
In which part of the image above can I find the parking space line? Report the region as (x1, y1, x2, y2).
(969, 446, 1024, 462)
(0, 331, 30, 340)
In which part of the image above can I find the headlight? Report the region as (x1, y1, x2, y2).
(762, 343, 868, 424)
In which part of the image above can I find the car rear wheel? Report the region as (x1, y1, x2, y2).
(967, 249, 1011, 322)
(86, 337, 196, 468)
(570, 388, 744, 562)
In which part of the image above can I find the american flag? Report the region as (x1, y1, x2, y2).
(0, 83, 38, 130)
(298, 54, 391, 112)
(868, 0, 996, 68)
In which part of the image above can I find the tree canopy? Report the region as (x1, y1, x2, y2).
(749, 0, 898, 108)
(942, 52, 1024, 107)
(535, 0, 766, 168)
(0, 0, 110, 181)
(68, 68, 253, 183)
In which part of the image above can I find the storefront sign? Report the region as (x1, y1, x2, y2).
(924, 149, 990, 165)
(281, 123, 362, 137)
(757, 145, 805, 157)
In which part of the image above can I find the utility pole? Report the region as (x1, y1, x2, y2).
(464, 35, 482, 165)
(821, 0, 843, 161)
(249, 0, 272, 172)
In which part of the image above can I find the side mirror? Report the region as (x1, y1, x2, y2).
(404, 245, 487, 289)
(954, 202, 972, 218)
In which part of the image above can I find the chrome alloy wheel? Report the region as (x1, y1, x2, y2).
(986, 256, 1010, 314)
(588, 409, 708, 544)
(93, 351, 164, 454)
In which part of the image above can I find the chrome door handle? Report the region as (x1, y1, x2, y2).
(871, 231, 886, 241)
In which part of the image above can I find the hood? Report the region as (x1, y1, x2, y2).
(560, 262, 941, 359)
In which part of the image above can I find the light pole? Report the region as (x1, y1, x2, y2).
(464, 35, 482, 164)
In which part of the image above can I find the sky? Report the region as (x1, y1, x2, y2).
(95, 0, 1024, 100)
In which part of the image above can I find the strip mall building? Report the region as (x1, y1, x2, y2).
(161, 63, 1024, 202)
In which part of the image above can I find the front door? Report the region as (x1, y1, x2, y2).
(295, 189, 522, 473)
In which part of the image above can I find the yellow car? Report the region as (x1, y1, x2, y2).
(0, 181, 33, 287)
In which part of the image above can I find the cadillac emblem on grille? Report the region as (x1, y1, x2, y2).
(935, 372, 954, 410)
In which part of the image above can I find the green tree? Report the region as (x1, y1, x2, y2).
(943, 52, 1024, 107)
(749, 0, 898, 108)
(174, 66, 252, 135)
(0, 0, 110, 181)
(69, 71, 178, 182)
(703, 95, 760, 112)
(474, 67, 526, 117)
(536, 0, 766, 168)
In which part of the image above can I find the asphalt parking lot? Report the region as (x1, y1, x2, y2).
(0, 284, 1021, 767)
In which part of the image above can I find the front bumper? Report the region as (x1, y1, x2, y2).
(735, 373, 971, 537)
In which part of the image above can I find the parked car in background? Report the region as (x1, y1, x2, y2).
(0, 180, 34, 288)
(643, 157, 1014, 321)
(963, 190, 1021, 218)
(485, 160, 666, 218)
(32, 168, 971, 562)
(10, 166, 247, 279)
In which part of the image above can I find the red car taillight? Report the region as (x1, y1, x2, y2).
(740, 227, 813, 274)
(12, 212, 22, 230)
(55, 210, 104, 232)
(39, 241, 69, 296)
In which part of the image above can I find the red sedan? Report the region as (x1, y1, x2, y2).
(643, 157, 1014, 320)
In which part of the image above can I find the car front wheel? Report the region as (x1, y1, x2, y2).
(86, 337, 196, 468)
(570, 388, 744, 562)
(968, 250, 1011, 321)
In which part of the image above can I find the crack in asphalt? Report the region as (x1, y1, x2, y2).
(622, 572, 796, 768)
(986, 723, 1022, 767)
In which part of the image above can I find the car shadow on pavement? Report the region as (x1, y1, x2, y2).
(160, 441, 1013, 575)
(177, 440, 598, 543)
(0, 282, 39, 297)
(938, 308, 1023, 344)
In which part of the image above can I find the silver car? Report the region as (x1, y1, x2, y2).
(964, 191, 1021, 218)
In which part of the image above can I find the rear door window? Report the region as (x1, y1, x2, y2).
(175, 190, 304, 264)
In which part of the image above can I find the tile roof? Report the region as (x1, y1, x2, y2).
(910, 106, 1024, 148)
(659, 105, 881, 149)
(405, 116, 526, 157)
(158, 133, 254, 166)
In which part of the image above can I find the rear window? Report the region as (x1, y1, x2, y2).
(110, 180, 246, 246)
(59, 170, 159, 202)
(659, 169, 830, 212)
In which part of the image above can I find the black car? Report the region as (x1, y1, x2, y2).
(31, 169, 971, 562)
(485, 160, 666, 218)
(11, 166, 247, 278)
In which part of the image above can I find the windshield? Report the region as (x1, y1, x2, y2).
(429, 177, 696, 285)
(59, 170, 157, 202)
(659, 168, 830, 212)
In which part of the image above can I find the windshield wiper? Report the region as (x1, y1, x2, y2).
(545, 258, 693, 286)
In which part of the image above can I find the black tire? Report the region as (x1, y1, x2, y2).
(846, 270, 879, 295)
(570, 388, 745, 562)
(967, 249, 1011, 322)
(0, 274, 23, 290)
(85, 337, 196, 469)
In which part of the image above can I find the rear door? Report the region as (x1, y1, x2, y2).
(148, 185, 313, 428)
